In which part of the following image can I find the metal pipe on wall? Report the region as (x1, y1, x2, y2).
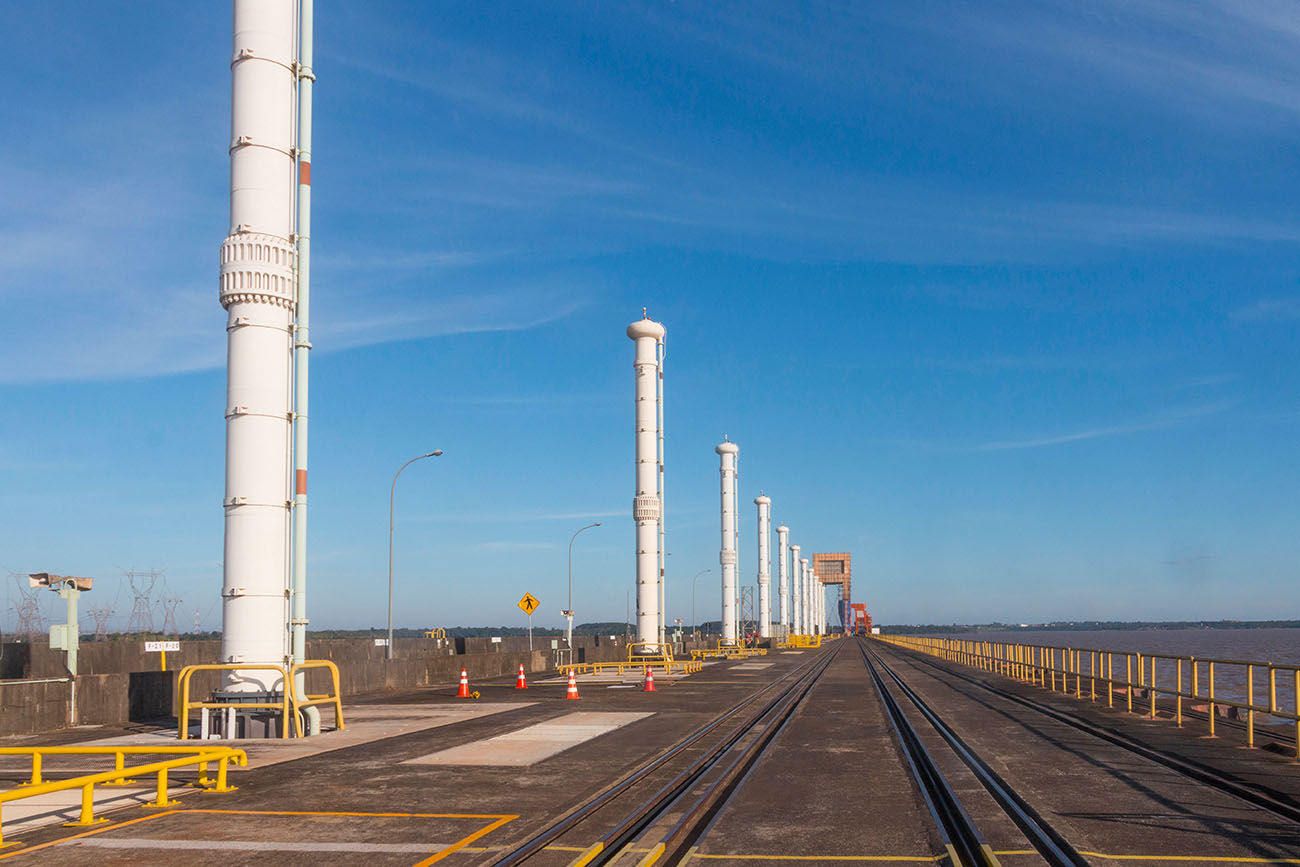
(289, 0, 318, 735)
(220, 0, 299, 690)
(775, 525, 789, 637)
(656, 334, 666, 647)
(628, 314, 665, 646)
(754, 495, 771, 639)
(716, 440, 739, 645)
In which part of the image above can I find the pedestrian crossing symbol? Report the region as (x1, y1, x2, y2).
(518, 593, 540, 615)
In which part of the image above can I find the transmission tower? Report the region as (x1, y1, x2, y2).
(88, 605, 115, 641)
(12, 575, 43, 641)
(124, 569, 160, 634)
(740, 586, 756, 645)
(160, 597, 182, 637)
(193, 607, 202, 635)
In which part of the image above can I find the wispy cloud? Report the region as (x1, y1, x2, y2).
(1230, 298, 1300, 322)
(0, 285, 586, 385)
(314, 248, 508, 271)
(973, 403, 1232, 451)
(409, 509, 623, 524)
(1170, 374, 1238, 390)
(921, 353, 1161, 375)
(442, 393, 615, 407)
(471, 541, 559, 551)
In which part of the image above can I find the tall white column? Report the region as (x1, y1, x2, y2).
(819, 579, 826, 634)
(628, 315, 665, 646)
(814, 568, 822, 635)
(789, 544, 802, 635)
(775, 525, 789, 636)
(800, 558, 811, 636)
(754, 495, 771, 639)
(717, 440, 739, 645)
(220, 0, 299, 690)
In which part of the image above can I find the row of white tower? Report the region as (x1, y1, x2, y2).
(627, 312, 826, 646)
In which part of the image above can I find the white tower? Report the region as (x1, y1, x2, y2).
(795, 556, 806, 636)
(220, 0, 300, 689)
(754, 495, 771, 639)
(789, 544, 801, 635)
(628, 314, 665, 646)
(775, 525, 789, 636)
(818, 578, 826, 635)
(717, 440, 739, 645)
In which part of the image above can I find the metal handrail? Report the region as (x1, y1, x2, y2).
(877, 635, 1300, 759)
(177, 661, 344, 741)
(0, 746, 245, 846)
(177, 664, 292, 741)
(287, 660, 344, 738)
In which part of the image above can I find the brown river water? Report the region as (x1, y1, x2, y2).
(916, 628, 1300, 713)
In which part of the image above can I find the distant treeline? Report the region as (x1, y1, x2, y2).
(879, 620, 1300, 635)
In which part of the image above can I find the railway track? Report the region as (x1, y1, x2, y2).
(859, 640, 1090, 867)
(490, 642, 841, 867)
(877, 639, 1300, 827)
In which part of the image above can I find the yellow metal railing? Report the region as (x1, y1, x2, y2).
(0, 745, 245, 846)
(424, 628, 446, 640)
(561, 642, 704, 676)
(177, 661, 344, 740)
(876, 634, 1300, 759)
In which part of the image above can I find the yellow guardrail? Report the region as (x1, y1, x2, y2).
(177, 661, 344, 740)
(560, 642, 703, 677)
(781, 634, 821, 649)
(0, 745, 246, 846)
(689, 640, 768, 660)
(424, 628, 446, 640)
(877, 634, 1300, 759)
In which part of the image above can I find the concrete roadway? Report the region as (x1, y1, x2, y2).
(4, 639, 1300, 866)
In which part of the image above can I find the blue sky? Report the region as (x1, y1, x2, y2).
(2, 0, 1298, 632)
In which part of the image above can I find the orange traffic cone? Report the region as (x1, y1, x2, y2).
(456, 668, 470, 698)
(565, 670, 581, 700)
(642, 665, 657, 692)
(515, 664, 528, 690)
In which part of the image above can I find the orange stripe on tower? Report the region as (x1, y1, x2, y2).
(299, 161, 311, 186)
(296, 470, 307, 495)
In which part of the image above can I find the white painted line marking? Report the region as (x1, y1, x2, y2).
(404, 712, 652, 766)
(72, 839, 451, 853)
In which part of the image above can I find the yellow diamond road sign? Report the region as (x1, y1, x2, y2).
(518, 593, 540, 615)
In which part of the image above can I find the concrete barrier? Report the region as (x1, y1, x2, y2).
(0, 633, 643, 738)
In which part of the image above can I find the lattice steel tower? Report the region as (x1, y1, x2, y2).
(124, 569, 160, 635)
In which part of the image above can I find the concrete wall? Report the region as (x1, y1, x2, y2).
(0, 633, 638, 738)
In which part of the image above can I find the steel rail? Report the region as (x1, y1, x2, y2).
(877, 639, 1300, 826)
(863, 642, 1090, 867)
(626, 642, 841, 865)
(490, 645, 836, 867)
(859, 642, 1001, 867)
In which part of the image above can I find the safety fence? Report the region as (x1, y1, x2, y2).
(0, 744, 246, 846)
(564, 642, 706, 675)
(876, 634, 1300, 759)
(177, 660, 344, 740)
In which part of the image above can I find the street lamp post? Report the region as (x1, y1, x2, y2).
(388, 450, 443, 660)
(566, 522, 601, 652)
(690, 569, 710, 643)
